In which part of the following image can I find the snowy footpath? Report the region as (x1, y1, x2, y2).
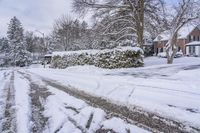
(0, 57, 200, 133)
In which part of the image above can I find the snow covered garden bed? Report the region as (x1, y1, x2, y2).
(51, 46, 144, 69)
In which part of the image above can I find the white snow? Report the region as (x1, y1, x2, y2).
(186, 41, 200, 46)
(14, 72, 31, 133)
(46, 46, 142, 57)
(43, 85, 148, 133)
(157, 52, 167, 58)
(27, 57, 200, 128)
(102, 117, 149, 133)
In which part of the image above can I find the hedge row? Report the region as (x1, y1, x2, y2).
(51, 47, 144, 69)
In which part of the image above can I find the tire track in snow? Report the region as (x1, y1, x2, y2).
(17, 71, 51, 133)
(20, 70, 200, 133)
(1, 72, 16, 133)
(39, 76, 199, 133)
(29, 83, 51, 133)
(18, 71, 151, 133)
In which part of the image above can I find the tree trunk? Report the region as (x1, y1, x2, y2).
(166, 33, 178, 64)
(135, 0, 144, 49)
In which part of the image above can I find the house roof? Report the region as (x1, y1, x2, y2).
(153, 25, 198, 42)
(186, 41, 200, 46)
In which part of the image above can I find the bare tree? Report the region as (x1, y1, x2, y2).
(52, 15, 75, 51)
(165, 0, 200, 64)
(72, 0, 165, 49)
(52, 15, 94, 51)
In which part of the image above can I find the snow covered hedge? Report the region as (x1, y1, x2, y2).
(51, 46, 144, 69)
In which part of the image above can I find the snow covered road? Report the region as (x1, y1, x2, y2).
(0, 69, 150, 133)
(1, 57, 200, 133)
(26, 57, 200, 133)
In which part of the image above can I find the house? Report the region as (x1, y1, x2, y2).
(186, 41, 200, 56)
(153, 24, 200, 55)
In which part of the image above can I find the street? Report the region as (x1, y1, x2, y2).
(1, 65, 200, 133)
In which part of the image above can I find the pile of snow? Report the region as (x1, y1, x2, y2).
(14, 73, 31, 133)
(157, 52, 167, 58)
(51, 46, 144, 69)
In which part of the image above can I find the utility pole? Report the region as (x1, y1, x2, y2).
(35, 30, 46, 68)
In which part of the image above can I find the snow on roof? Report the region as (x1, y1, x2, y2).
(44, 54, 53, 57)
(154, 25, 197, 42)
(186, 41, 200, 46)
(46, 46, 142, 57)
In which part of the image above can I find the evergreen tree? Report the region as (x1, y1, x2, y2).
(7, 16, 31, 66)
(0, 37, 9, 53)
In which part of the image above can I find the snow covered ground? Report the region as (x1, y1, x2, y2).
(0, 69, 149, 132)
(1, 57, 200, 132)
(27, 57, 200, 130)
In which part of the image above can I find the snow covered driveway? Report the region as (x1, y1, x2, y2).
(26, 57, 200, 132)
(0, 69, 149, 133)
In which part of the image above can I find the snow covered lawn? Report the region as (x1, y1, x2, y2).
(27, 57, 200, 129)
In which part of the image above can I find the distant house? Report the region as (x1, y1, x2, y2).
(153, 25, 200, 56)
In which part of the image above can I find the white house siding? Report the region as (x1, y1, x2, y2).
(186, 46, 200, 56)
(194, 46, 200, 56)
(198, 46, 200, 56)
(186, 47, 189, 55)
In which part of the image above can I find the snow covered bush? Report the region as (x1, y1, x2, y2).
(95, 47, 143, 68)
(51, 46, 144, 69)
(51, 55, 65, 69)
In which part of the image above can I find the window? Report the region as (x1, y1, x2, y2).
(178, 47, 181, 51)
(198, 36, 200, 41)
(160, 48, 163, 52)
(193, 36, 196, 41)
(193, 46, 195, 53)
(189, 46, 192, 53)
(189, 46, 196, 54)
(188, 35, 192, 42)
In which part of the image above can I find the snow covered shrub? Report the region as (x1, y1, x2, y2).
(76, 53, 94, 65)
(51, 46, 143, 69)
(51, 55, 64, 68)
(95, 47, 143, 68)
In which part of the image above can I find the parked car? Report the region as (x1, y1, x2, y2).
(158, 51, 183, 58)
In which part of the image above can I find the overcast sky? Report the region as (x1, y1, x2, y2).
(0, 0, 176, 37)
(0, 0, 77, 37)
